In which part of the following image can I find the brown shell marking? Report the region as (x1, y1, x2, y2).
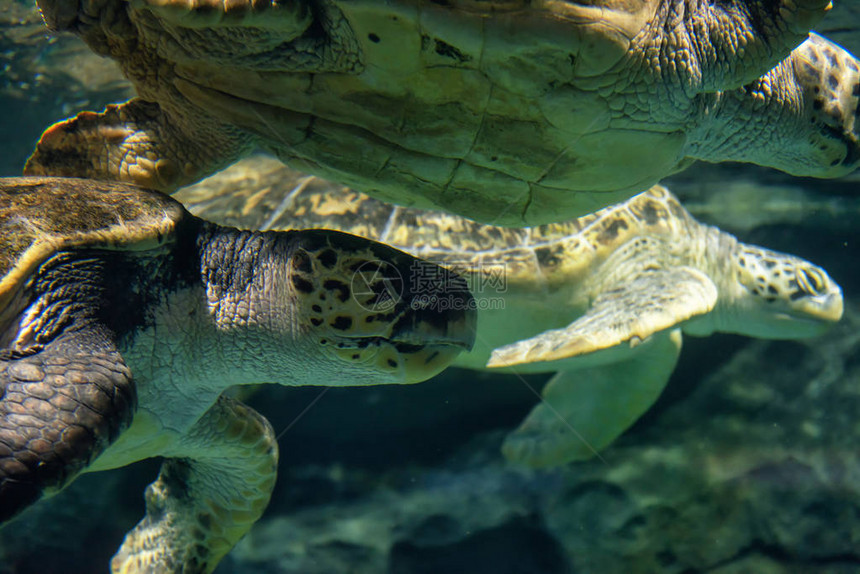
(179, 161, 699, 290)
(0, 177, 185, 311)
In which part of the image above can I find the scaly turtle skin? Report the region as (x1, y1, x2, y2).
(24, 0, 860, 225)
(0, 176, 476, 573)
(177, 160, 844, 467)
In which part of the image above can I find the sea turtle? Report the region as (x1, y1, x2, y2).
(0, 176, 476, 573)
(177, 161, 844, 467)
(24, 0, 860, 225)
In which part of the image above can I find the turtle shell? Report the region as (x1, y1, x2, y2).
(0, 177, 185, 312)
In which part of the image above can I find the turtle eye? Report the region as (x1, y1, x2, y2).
(796, 266, 826, 295)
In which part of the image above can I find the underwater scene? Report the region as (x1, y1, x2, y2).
(1, 0, 860, 572)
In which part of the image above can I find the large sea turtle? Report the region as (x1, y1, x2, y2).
(177, 161, 844, 467)
(0, 176, 476, 573)
(24, 0, 860, 225)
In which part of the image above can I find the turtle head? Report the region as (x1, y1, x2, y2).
(696, 35, 859, 179)
(283, 229, 476, 384)
(787, 34, 860, 177)
(716, 244, 843, 339)
(762, 34, 860, 177)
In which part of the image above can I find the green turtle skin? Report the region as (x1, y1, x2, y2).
(23, 0, 860, 225)
(177, 160, 844, 467)
(0, 176, 476, 573)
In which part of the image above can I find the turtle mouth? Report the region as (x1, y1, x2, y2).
(327, 335, 473, 383)
(783, 290, 844, 326)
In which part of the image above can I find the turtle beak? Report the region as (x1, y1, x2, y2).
(393, 285, 477, 352)
(388, 261, 477, 383)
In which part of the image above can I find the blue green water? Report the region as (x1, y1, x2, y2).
(1, 1, 859, 572)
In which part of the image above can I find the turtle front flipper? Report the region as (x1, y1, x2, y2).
(24, 98, 254, 193)
(111, 395, 277, 574)
(0, 326, 135, 523)
(502, 329, 682, 468)
(488, 266, 717, 368)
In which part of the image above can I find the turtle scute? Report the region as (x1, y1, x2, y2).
(22, 0, 859, 225)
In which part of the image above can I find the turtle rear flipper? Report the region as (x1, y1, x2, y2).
(487, 266, 717, 368)
(23, 98, 254, 193)
(112, 395, 278, 574)
(0, 325, 135, 523)
(502, 329, 682, 468)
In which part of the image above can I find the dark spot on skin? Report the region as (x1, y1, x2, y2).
(352, 354, 360, 360)
(738, 258, 746, 268)
(535, 246, 562, 267)
(767, 285, 778, 295)
(318, 249, 338, 269)
(853, 83, 860, 97)
(790, 291, 806, 301)
(434, 39, 470, 62)
(292, 275, 314, 294)
(813, 98, 824, 110)
(598, 218, 629, 244)
(311, 318, 323, 327)
(640, 202, 660, 225)
(828, 74, 840, 90)
(491, 156, 498, 162)
(312, 305, 322, 313)
(826, 52, 838, 67)
(368, 33, 380, 43)
(814, 85, 821, 94)
(320, 339, 328, 345)
(323, 279, 350, 302)
(763, 260, 776, 269)
(331, 316, 353, 331)
(387, 359, 398, 368)
(757, 276, 766, 283)
(293, 251, 312, 274)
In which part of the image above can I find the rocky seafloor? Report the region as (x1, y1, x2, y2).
(2, 3, 860, 573)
